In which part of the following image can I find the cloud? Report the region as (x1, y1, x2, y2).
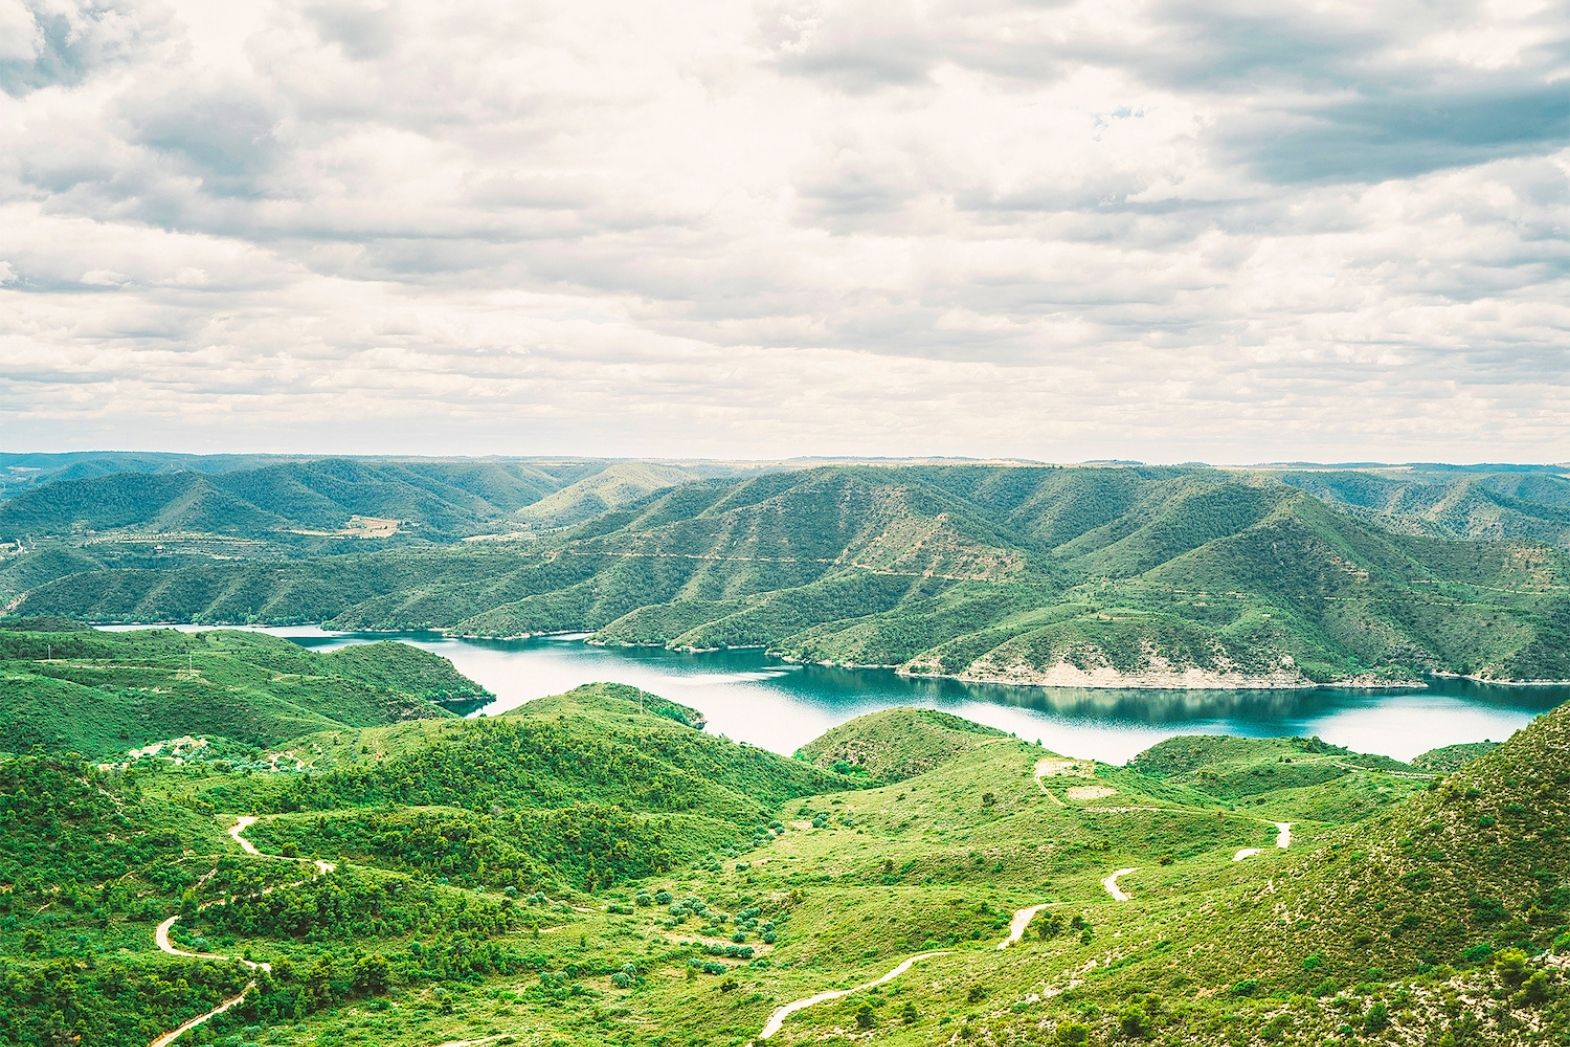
(0, 0, 1567, 462)
(0, 0, 173, 94)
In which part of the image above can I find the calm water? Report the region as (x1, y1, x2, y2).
(107, 625, 1569, 764)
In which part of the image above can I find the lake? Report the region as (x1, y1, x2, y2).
(106, 625, 1569, 764)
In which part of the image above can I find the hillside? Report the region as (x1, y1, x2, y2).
(796, 707, 1009, 781)
(0, 671, 1565, 1045)
(0, 626, 488, 756)
(758, 704, 1570, 1047)
(1257, 701, 1570, 976)
(1412, 739, 1503, 772)
(0, 450, 293, 497)
(1274, 467, 1570, 549)
(6, 464, 1570, 685)
(509, 461, 749, 530)
(0, 457, 579, 541)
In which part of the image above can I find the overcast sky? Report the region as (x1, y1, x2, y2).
(1, 0, 1568, 463)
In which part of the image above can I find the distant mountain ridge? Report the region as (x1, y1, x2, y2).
(6, 462, 1569, 686)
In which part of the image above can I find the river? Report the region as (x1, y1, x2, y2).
(103, 625, 1568, 763)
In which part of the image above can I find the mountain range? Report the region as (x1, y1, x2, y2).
(4, 460, 1568, 686)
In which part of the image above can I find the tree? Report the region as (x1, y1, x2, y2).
(1120, 1005, 1149, 1038)
(352, 953, 390, 996)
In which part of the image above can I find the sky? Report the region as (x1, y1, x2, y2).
(1, 0, 1568, 463)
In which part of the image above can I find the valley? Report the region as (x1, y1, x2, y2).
(3, 642, 1566, 1045)
(2, 457, 1569, 1045)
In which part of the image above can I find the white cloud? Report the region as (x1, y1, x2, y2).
(0, 0, 1567, 462)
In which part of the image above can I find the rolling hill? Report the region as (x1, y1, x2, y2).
(0, 457, 582, 541)
(0, 656, 1565, 1045)
(7, 464, 1570, 686)
(0, 625, 489, 756)
(1273, 466, 1570, 549)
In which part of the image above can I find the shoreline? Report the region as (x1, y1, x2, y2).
(73, 619, 1570, 691)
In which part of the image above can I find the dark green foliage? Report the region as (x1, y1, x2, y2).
(246, 686, 846, 827)
(190, 866, 520, 942)
(0, 956, 252, 1047)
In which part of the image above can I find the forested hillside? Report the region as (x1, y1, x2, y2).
(2, 671, 1564, 1045)
(0, 625, 489, 756)
(1273, 466, 1570, 549)
(8, 463, 1569, 686)
(0, 458, 586, 540)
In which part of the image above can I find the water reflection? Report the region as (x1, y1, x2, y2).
(101, 625, 1568, 764)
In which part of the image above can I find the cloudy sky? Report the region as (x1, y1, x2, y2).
(1, 0, 1568, 462)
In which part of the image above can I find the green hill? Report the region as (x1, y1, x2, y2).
(0, 627, 487, 756)
(7, 464, 1570, 685)
(511, 461, 744, 529)
(1275, 467, 1570, 549)
(796, 707, 1009, 781)
(1413, 739, 1504, 772)
(1, 681, 1566, 1046)
(1256, 701, 1570, 977)
(0, 457, 576, 541)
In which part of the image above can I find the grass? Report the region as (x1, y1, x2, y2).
(0, 627, 487, 757)
(0, 656, 1565, 1045)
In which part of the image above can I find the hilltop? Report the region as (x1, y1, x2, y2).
(796, 707, 1009, 781)
(1273, 466, 1570, 550)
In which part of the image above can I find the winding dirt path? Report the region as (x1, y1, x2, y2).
(148, 988, 256, 1047)
(751, 950, 953, 1042)
(1102, 867, 1136, 902)
(997, 903, 1054, 950)
(148, 816, 330, 1047)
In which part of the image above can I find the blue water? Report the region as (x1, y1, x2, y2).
(106, 625, 1567, 764)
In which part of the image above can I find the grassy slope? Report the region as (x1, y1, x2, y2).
(0, 627, 487, 757)
(1412, 740, 1503, 772)
(1, 687, 1566, 1045)
(796, 707, 1009, 781)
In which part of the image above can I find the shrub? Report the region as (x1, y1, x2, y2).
(1494, 949, 1528, 987)
(1119, 1005, 1149, 1037)
(1461, 943, 1494, 964)
(1517, 971, 1553, 1006)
